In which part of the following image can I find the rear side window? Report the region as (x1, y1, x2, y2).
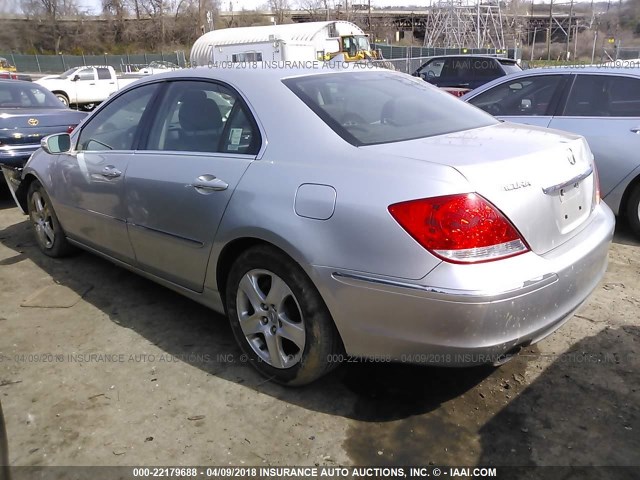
(564, 75, 640, 117)
(97, 68, 111, 80)
(474, 58, 503, 79)
(283, 71, 496, 146)
(145, 80, 261, 155)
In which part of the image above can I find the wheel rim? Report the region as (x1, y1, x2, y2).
(56, 95, 68, 106)
(30, 191, 55, 249)
(236, 269, 306, 369)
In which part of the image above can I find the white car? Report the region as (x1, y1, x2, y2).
(36, 66, 139, 109)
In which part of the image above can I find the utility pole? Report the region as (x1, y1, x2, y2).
(531, 26, 537, 61)
(547, 0, 553, 60)
(566, 0, 574, 60)
(368, 0, 372, 34)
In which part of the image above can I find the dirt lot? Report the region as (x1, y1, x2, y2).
(0, 191, 638, 471)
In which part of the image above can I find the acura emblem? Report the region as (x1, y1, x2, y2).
(28, 118, 39, 126)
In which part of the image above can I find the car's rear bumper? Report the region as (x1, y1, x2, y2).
(0, 144, 37, 168)
(311, 203, 615, 365)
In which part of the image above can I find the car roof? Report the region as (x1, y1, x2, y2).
(0, 78, 37, 85)
(426, 55, 517, 61)
(521, 65, 640, 75)
(461, 64, 640, 100)
(124, 63, 401, 87)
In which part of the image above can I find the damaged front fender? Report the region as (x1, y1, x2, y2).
(1, 165, 28, 214)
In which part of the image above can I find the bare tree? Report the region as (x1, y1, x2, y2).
(269, 0, 290, 24)
(297, 0, 330, 21)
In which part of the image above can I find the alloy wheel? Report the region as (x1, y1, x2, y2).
(236, 269, 306, 369)
(30, 191, 55, 249)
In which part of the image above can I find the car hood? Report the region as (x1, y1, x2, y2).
(362, 122, 598, 255)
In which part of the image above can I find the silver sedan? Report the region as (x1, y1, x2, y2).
(462, 66, 640, 237)
(2, 66, 614, 385)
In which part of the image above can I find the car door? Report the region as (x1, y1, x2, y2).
(466, 73, 570, 128)
(96, 66, 118, 98)
(125, 79, 262, 292)
(548, 73, 640, 199)
(72, 67, 98, 104)
(52, 82, 162, 262)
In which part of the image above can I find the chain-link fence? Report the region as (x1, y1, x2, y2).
(0, 52, 187, 74)
(372, 43, 517, 61)
(2, 45, 520, 75)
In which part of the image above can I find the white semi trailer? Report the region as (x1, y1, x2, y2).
(190, 21, 379, 65)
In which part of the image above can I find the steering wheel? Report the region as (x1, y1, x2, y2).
(484, 103, 503, 116)
(341, 113, 367, 127)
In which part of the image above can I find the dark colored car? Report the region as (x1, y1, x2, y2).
(413, 55, 522, 95)
(0, 72, 33, 82)
(0, 400, 8, 480)
(0, 79, 86, 170)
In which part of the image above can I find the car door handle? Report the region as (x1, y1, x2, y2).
(101, 166, 122, 178)
(189, 174, 228, 193)
(631, 127, 640, 134)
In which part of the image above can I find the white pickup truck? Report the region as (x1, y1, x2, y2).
(36, 66, 140, 109)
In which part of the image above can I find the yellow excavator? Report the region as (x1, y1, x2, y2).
(323, 34, 381, 61)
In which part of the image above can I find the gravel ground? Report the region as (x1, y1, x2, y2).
(0, 192, 638, 470)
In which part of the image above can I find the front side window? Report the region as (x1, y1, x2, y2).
(417, 59, 445, 80)
(284, 71, 496, 146)
(563, 75, 640, 117)
(468, 75, 565, 116)
(77, 83, 159, 151)
(76, 68, 95, 81)
(145, 80, 260, 154)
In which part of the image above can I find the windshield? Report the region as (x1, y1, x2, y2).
(283, 71, 497, 146)
(60, 67, 81, 78)
(0, 82, 64, 108)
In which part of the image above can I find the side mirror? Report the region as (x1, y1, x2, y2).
(72, 74, 80, 81)
(41, 133, 71, 154)
(520, 99, 532, 112)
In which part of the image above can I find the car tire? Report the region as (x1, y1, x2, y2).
(54, 93, 69, 107)
(27, 181, 75, 257)
(627, 184, 640, 238)
(226, 245, 341, 386)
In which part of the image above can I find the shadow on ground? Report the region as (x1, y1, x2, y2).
(0, 217, 496, 423)
(1, 207, 638, 468)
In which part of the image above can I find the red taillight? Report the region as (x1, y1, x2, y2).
(67, 125, 76, 133)
(388, 193, 529, 264)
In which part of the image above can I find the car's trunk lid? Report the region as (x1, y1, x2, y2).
(363, 122, 597, 255)
(0, 109, 85, 146)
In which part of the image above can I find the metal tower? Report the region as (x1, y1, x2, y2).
(424, 0, 506, 49)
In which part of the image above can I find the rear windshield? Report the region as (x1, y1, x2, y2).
(283, 71, 497, 146)
(0, 82, 62, 108)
